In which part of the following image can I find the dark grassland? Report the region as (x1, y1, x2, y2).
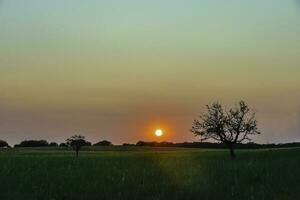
(0, 147, 299, 200)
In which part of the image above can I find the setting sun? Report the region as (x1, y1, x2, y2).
(155, 129, 163, 137)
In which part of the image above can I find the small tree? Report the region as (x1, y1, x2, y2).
(66, 135, 90, 157)
(191, 101, 260, 159)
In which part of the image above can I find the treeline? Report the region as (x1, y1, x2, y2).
(133, 141, 300, 149)
(1, 139, 300, 149)
(0, 139, 112, 148)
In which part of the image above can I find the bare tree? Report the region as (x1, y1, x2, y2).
(191, 101, 260, 158)
(66, 135, 91, 157)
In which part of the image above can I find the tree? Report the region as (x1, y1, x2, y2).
(49, 142, 58, 147)
(122, 143, 135, 146)
(59, 142, 67, 147)
(66, 135, 90, 157)
(93, 140, 112, 146)
(0, 140, 9, 148)
(191, 101, 260, 159)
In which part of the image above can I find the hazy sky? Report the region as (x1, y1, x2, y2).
(1, 0, 300, 145)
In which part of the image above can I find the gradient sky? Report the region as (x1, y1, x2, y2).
(1, 0, 300, 145)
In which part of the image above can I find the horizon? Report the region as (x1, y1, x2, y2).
(7, 138, 300, 147)
(1, 0, 300, 145)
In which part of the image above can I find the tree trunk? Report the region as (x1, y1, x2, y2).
(228, 144, 236, 159)
(76, 149, 79, 157)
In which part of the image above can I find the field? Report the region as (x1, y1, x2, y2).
(0, 147, 299, 200)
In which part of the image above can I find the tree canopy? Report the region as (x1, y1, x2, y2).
(191, 101, 260, 158)
(66, 135, 91, 157)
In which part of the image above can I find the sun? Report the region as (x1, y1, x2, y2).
(155, 129, 163, 137)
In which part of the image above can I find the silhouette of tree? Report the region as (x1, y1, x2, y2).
(0, 140, 8, 148)
(93, 140, 112, 146)
(122, 143, 135, 146)
(49, 142, 58, 147)
(66, 135, 90, 157)
(59, 142, 67, 147)
(136, 141, 147, 146)
(191, 101, 260, 159)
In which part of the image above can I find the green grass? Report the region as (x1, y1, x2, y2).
(0, 147, 299, 200)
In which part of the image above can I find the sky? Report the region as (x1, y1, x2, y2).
(1, 0, 300, 145)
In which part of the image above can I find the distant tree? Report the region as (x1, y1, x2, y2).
(93, 140, 112, 146)
(14, 140, 49, 147)
(122, 143, 135, 146)
(66, 135, 91, 157)
(59, 142, 67, 147)
(0, 140, 9, 148)
(136, 141, 146, 146)
(191, 101, 260, 159)
(135, 141, 161, 147)
(49, 142, 58, 147)
(159, 141, 174, 147)
(136, 141, 158, 146)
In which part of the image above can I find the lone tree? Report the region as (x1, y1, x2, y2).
(66, 135, 90, 157)
(191, 101, 260, 159)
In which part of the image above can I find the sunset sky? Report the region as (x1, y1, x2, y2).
(1, 0, 300, 145)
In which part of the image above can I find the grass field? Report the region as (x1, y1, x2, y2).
(0, 147, 299, 200)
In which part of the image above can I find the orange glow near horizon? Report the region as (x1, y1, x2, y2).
(144, 121, 174, 142)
